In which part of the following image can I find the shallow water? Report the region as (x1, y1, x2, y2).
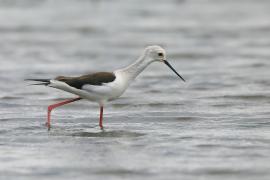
(1, 0, 270, 180)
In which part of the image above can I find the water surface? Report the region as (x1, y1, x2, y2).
(1, 0, 270, 180)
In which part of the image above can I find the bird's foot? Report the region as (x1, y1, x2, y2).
(99, 125, 104, 131)
(45, 122, 51, 131)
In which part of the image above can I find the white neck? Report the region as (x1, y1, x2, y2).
(118, 53, 153, 82)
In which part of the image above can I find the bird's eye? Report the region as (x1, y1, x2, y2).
(158, 53, 163, 56)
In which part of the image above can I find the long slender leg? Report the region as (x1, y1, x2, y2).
(47, 97, 82, 130)
(99, 106, 104, 130)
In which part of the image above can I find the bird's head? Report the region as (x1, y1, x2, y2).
(144, 45, 167, 62)
(143, 45, 185, 82)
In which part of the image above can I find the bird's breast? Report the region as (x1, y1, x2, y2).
(106, 72, 130, 100)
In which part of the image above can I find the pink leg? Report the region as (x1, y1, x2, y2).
(99, 106, 104, 130)
(47, 97, 82, 130)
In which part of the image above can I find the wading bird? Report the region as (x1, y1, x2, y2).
(27, 45, 185, 130)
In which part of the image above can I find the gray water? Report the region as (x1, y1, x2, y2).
(1, 0, 270, 179)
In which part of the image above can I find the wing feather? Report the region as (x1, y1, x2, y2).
(55, 72, 116, 89)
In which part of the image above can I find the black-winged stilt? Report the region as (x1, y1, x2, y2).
(27, 45, 185, 130)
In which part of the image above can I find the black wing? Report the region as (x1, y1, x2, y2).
(56, 72, 116, 89)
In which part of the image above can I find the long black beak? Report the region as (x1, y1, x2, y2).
(164, 60, 185, 82)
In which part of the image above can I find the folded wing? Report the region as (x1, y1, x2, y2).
(56, 72, 116, 89)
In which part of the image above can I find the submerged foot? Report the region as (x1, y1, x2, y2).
(45, 122, 51, 131)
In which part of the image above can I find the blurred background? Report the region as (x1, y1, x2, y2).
(0, 0, 270, 180)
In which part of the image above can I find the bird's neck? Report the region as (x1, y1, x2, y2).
(119, 54, 153, 81)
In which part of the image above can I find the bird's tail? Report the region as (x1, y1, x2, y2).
(25, 79, 51, 86)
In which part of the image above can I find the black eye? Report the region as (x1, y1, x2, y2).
(158, 53, 163, 56)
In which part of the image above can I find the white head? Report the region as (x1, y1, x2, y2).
(143, 45, 185, 82)
(143, 45, 166, 62)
